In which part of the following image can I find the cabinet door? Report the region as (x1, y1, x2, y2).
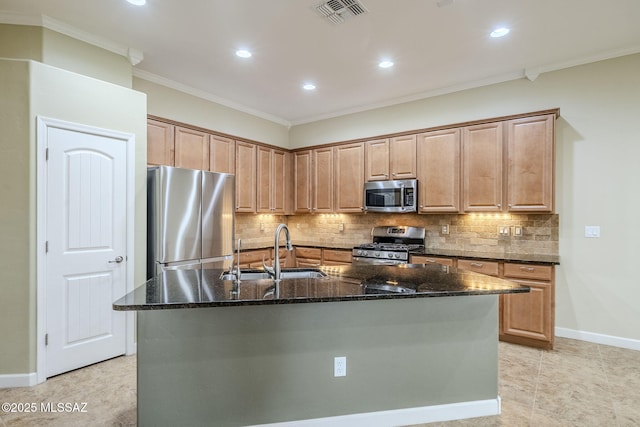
(272, 150, 287, 213)
(322, 249, 352, 265)
(209, 135, 235, 174)
(294, 150, 312, 213)
(313, 147, 334, 213)
(365, 139, 390, 181)
(256, 146, 273, 213)
(235, 141, 256, 212)
(174, 126, 209, 170)
(501, 280, 554, 348)
(506, 115, 554, 212)
(334, 143, 364, 212)
(390, 135, 417, 179)
(462, 122, 503, 212)
(147, 119, 174, 166)
(417, 129, 460, 213)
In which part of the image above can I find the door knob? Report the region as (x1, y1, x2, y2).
(109, 256, 124, 263)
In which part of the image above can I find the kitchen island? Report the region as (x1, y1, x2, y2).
(114, 264, 529, 427)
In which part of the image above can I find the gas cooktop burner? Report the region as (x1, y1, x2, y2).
(355, 243, 423, 252)
(352, 226, 426, 265)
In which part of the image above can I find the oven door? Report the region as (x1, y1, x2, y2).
(352, 256, 407, 266)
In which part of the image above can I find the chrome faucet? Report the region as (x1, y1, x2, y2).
(264, 224, 293, 282)
(234, 238, 241, 282)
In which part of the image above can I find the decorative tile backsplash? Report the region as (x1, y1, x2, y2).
(237, 212, 558, 256)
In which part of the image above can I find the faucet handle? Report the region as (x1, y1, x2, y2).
(262, 255, 275, 277)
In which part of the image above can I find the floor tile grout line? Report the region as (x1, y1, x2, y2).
(529, 348, 544, 421)
(597, 343, 621, 427)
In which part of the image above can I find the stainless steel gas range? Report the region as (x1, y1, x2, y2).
(352, 226, 425, 265)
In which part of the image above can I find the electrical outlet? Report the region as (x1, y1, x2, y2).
(441, 224, 449, 235)
(260, 223, 265, 231)
(513, 226, 523, 236)
(334, 356, 346, 377)
(585, 226, 601, 238)
(339, 222, 344, 232)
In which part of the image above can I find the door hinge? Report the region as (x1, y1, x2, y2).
(45, 333, 49, 346)
(45, 241, 49, 253)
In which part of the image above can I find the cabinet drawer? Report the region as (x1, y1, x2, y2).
(410, 256, 454, 267)
(504, 263, 553, 281)
(457, 259, 500, 277)
(323, 249, 352, 263)
(295, 247, 322, 260)
(296, 258, 322, 268)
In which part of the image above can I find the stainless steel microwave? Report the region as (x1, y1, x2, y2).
(363, 179, 417, 213)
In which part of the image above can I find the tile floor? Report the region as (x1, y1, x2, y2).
(0, 337, 638, 426)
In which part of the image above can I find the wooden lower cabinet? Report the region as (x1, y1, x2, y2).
(237, 249, 271, 268)
(457, 259, 500, 277)
(500, 263, 555, 349)
(295, 247, 322, 268)
(456, 259, 555, 349)
(322, 249, 352, 266)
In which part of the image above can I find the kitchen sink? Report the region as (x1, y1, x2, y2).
(220, 268, 327, 281)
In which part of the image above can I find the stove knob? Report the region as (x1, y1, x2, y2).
(375, 252, 380, 257)
(388, 253, 394, 258)
(395, 253, 401, 259)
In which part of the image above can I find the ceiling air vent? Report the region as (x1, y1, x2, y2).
(316, 0, 368, 25)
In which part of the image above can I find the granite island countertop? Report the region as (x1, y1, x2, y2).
(113, 264, 529, 311)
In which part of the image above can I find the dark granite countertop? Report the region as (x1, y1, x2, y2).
(113, 264, 529, 311)
(409, 248, 560, 265)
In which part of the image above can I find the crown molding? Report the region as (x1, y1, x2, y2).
(133, 69, 291, 128)
(0, 11, 144, 66)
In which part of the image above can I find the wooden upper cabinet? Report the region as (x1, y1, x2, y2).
(417, 128, 461, 213)
(506, 115, 555, 212)
(147, 119, 175, 166)
(365, 139, 390, 181)
(294, 150, 312, 213)
(313, 147, 334, 213)
(235, 141, 256, 212)
(174, 126, 209, 170)
(365, 136, 417, 181)
(257, 147, 286, 213)
(462, 122, 504, 212)
(389, 135, 417, 180)
(334, 143, 365, 212)
(209, 135, 235, 174)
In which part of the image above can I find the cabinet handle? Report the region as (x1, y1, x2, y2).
(519, 266, 535, 272)
(470, 262, 484, 268)
(497, 204, 501, 208)
(392, 173, 396, 176)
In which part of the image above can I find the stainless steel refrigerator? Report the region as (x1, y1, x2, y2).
(147, 166, 234, 279)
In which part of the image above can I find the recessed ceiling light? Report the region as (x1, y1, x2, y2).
(490, 27, 510, 38)
(378, 60, 394, 69)
(235, 49, 252, 58)
(302, 83, 316, 91)
(126, 0, 146, 5)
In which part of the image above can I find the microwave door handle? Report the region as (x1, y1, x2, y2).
(400, 185, 405, 210)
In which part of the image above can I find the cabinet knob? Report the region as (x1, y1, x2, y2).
(392, 173, 396, 176)
(497, 204, 502, 208)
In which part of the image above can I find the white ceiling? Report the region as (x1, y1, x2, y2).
(2, 0, 640, 125)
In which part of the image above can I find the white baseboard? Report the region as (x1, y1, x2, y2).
(556, 327, 640, 351)
(249, 398, 501, 427)
(0, 373, 38, 389)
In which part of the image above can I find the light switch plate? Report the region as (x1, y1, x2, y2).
(585, 226, 601, 238)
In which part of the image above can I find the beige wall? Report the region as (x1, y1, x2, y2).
(0, 59, 147, 375)
(133, 77, 290, 148)
(290, 54, 640, 342)
(42, 28, 132, 88)
(0, 59, 34, 374)
(0, 24, 43, 61)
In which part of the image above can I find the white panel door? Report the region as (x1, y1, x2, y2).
(45, 126, 127, 378)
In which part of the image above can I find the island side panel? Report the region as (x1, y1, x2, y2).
(137, 296, 499, 427)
